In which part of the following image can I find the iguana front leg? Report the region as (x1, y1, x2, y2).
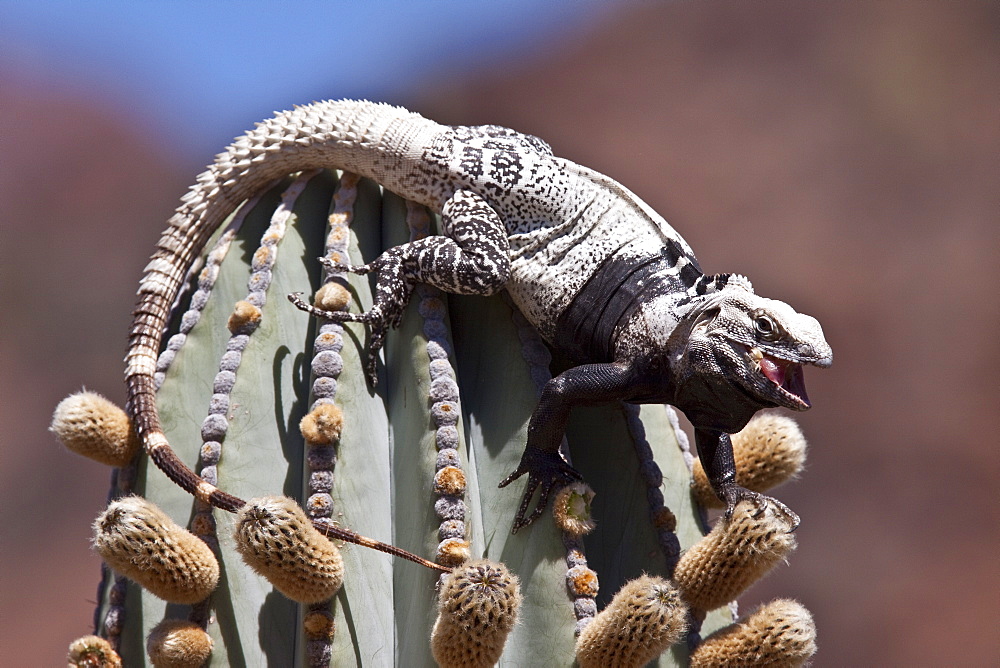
(290, 189, 510, 385)
(695, 428, 800, 529)
(499, 361, 638, 532)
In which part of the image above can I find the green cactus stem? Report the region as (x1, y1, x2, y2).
(64, 169, 834, 665)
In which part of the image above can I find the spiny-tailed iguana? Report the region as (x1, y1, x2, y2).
(127, 99, 831, 539)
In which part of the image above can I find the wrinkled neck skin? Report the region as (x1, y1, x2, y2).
(612, 286, 832, 434)
(612, 293, 760, 432)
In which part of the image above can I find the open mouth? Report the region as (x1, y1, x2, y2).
(759, 354, 810, 409)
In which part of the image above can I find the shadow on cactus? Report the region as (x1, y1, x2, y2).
(54, 100, 827, 667)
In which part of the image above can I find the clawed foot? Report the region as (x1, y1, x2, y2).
(720, 485, 800, 531)
(287, 290, 388, 388)
(318, 255, 373, 275)
(499, 447, 583, 533)
(287, 291, 354, 322)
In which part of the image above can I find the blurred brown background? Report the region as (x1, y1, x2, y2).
(2, 1, 997, 665)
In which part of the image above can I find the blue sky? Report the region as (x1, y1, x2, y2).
(2, 1, 609, 159)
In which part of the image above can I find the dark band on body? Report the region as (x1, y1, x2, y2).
(555, 242, 702, 363)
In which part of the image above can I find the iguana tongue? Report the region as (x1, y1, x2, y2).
(761, 355, 810, 407)
(760, 356, 785, 386)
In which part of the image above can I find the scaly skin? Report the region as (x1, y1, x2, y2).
(126, 99, 831, 541)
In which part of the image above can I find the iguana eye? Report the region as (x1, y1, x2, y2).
(753, 313, 780, 340)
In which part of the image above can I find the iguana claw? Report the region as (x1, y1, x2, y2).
(720, 484, 800, 531)
(499, 447, 583, 533)
(318, 255, 372, 275)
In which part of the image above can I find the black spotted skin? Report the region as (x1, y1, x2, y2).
(293, 106, 712, 382)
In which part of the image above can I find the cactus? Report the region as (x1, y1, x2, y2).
(145, 619, 214, 668)
(690, 599, 817, 667)
(58, 169, 821, 666)
(52, 391, 139, 467)
(575, 576, 687, 667)
(431, 560, 522, 667)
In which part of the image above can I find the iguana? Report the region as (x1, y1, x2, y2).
(128, 99, 832, 539)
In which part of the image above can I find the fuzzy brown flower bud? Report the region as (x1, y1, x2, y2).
(433, 466, 467, 496)
(674, 499, 796, 612)
(566, 565, 599, 598)
(51, 391, 139, 467)
(227, 300, 262, 334)
(575, 576, 687, 668)
(552, 482, 596, 536)
(234, 496, 344, 603)
(303, 610, 336, 641)
(690, 599, 817, 667)
(431, 559, 521, 668)
(93, 497, 219, 604)
(67, 635, 122, 667)
(146, 619, 213, 668)
(299, 404, 344, 446)
(314, 281, 351, 312)
(436, 538, 471, 567)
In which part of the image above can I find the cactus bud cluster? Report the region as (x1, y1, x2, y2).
(406, 213, 475, 573)
(67, 635, 122, 667)
(674, 498, 797, 612)
(303, 610, 336, 641)
(436, 537, 472, 567)
(566, 564, 600, 598)
(51, 391, 138, 467)
(299, 403, 344, 446)
(431, 559, 522, 668)
(575, 576, 687, 668)
(313, 281, 351, 312)
(93, 496, 219, 604)
(552, 482, 597, 536)
(690, 599, 817, 667)
(145, 619, 213, 668)
(227, 300, 262, 334)
(233, 496, 344, 603)
(433, 465, 467, 496)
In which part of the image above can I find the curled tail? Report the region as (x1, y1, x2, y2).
(124, 100, 447, 570)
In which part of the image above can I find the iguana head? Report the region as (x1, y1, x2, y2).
(682, 277, 832, 412)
